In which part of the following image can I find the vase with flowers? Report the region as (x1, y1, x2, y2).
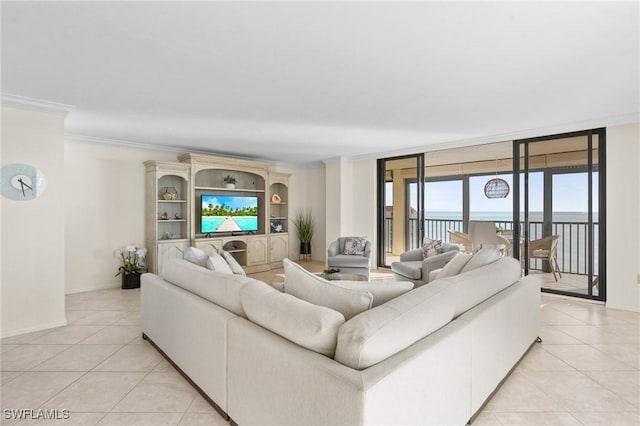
(115, 244, 147, 289)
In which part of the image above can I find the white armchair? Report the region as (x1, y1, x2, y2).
(391, 243, 460, 287)
(327, 237, 372, 279)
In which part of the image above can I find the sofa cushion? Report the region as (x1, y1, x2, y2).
(206, 252, 234, 274)
(220, 250, 246, 276)
(334, 280, 457, 369)
(241, 280, 345, 357)
(283, 259, 373, 320)
(333, 280, 414, 307)
(460, 247, 501, 273)
(442, 257, 523, 317)
(343, 237, 367, 255)
(184, 246, 208, 267)
(437, 253, 473, 279)
(162, 258, 252, 316)
(390, 260, 423, 280)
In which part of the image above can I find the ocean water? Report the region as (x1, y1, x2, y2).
(424, 211, 595, 223)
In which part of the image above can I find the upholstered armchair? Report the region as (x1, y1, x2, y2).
(391, 243, 460, 287)
(327, 237, 372, 278)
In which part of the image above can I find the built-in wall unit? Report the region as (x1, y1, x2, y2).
(145, 153, 289, 275)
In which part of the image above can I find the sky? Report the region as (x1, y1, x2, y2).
(386, 171, 598, 213)
(201, 195, 258, 210)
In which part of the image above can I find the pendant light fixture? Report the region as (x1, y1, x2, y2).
(484, 158, 510, 199)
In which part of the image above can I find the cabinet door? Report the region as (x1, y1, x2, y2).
(247, 236, 268, 266)
(270, 235, 288, 263)
(157, 241, 189, 277)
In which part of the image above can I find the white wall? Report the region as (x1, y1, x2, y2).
(1, 107, 67, 337)
(287, 164, 326, 261)
(322, 157, 378, 266)
(64, 141, 177, 294)
(606, 123, 640, 312)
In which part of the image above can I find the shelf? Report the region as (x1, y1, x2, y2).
(157, 199, 187, 203)
(270, 217, 287, 220)
(157, 219, 187, 223)
(195, 186, 265, 193)
(270, 202, 287, 205)
(156, 238, 188, 243)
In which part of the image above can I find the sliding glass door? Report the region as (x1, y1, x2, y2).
(377, 154, 425, 267)
(514, 129, 605, 301)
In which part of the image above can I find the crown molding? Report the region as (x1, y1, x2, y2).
(346, 113, 640, 163)
(1, 93, 74, 116)
(66, 133, 185, 153)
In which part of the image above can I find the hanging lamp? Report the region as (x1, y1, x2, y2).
(484, 158, 510, 198)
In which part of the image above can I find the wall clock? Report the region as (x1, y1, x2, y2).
(0, 163, 47, 201)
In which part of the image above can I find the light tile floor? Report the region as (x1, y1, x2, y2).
(1, 285, 638, 425)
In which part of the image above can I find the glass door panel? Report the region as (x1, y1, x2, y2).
(377, 154, 424, 268)
(515, 130, 604, 301)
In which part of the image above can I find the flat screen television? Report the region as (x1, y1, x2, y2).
(201, 194, 258, 234)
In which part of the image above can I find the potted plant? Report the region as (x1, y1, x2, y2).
(115, 244, 147, 289)
(291, 209, 314, 257)
(223, 175, 236, 189)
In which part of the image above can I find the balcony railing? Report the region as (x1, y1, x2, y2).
(384, 218, 598, 276)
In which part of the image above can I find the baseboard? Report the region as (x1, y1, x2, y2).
(1, 318, 68, 339)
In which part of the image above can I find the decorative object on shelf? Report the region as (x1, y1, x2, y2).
(0, 163, 47, 201)
(270, 220, 284, 233)
(114, 244, 147, 289)
(160, 186, 178, 200)
(291, 209, 314, 257)
(484, 158, 510, 199)
(163, 231, 172, 240)
(271, 193, 282, 203)
(174, 213, 181, 220)
(160, 212, 169, 220)
(224, 175, 236, 189)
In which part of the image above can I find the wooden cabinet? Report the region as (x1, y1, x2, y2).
(144, 161, 191, 275)
(146, 154, 290, 274)
(269, 234, 289, 266)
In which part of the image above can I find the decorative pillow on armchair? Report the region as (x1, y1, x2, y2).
(343, 237, 367, 255)
(422, 238, 443, 259)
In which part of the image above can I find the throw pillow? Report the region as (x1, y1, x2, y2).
(343, 237, 367, 255)
(460, 247, 501, 273)
(283, 258, 373, 320)
(206, 252, 233, 274)
(220, 250, 246, 276)
(422, 238, 443, 259)
(184, 246, 208, 267)
(436, 253, 473, 279)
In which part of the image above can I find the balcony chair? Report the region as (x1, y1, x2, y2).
(327, 237, 372, 279)
(390, 242, 460, 287)
(447, 229, 473, 252)
(523, 234, 562, 281)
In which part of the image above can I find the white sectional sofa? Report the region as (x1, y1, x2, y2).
(141, 255, 540, 425)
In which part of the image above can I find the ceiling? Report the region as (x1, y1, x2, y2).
(2, 1, 638, 166)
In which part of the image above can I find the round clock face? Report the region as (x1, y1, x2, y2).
(0, 163, 47, 201)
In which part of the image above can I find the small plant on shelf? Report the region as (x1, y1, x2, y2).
(223, 175, 237, 188)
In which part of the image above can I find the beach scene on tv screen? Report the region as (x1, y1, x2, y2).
(201, 195, 258, 233)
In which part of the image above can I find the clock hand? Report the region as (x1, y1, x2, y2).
(17, 178, 33, 197)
